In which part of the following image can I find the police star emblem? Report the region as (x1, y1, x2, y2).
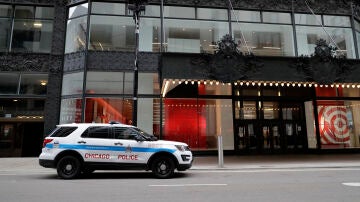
(126, 145, 132, 153)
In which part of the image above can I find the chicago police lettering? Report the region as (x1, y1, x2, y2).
(118, 154, 138, 160)
(84, 153, 110, 159)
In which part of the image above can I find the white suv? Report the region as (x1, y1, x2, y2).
(39, 122, 193, 179)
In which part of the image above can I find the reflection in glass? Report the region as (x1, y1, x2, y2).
(68, 3, 88, 19)
(263, 102, 279, 119)
(163, 6, 195, 18)
(89, 16, 134, 51)
(197, 8, 228, 21)
(86, 72, 124, 94)
(164, 19, 228, 54)
(233, 23, 295, 56)
(138, 73, 160, 94)
(295, 14, 321, 25)
(61, 72, 84, 95)
(91, 2, 125, 15)
(241, 101, 257, 120)
(85, 98, 132, 124)
(0, 98, 45, 117)
(231, 10, 261, 22)
(0, 5, 12, 17)
(323, 15, 350, 27)
(0, 73, 19, 94)
(0, 19, 11, 51)
(296, 26, 355, 58)
(65, 16, 87, 53)
(12, 19, 53, 53)
(138, 98, 160, 137)
(262, 12, 291, 24)
(59, 98, 82, 124)
(139, 18, 161, 52)
(19, 74, 48, 95)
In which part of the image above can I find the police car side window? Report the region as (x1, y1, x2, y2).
(81, 126, 111, 139)
(50, 127, 77, 137)
(114, 127, 136, 140)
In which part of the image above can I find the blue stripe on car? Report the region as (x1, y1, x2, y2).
(45, 144, 176, 153)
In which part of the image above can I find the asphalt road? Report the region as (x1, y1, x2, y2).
(1, 168, 360, 202)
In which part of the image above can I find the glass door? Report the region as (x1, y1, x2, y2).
(259, 121, 282, 151)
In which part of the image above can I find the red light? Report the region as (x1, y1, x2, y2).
(42, 138, 53, 148)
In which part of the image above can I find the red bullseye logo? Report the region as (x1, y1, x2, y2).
(318, 106, 350, 145)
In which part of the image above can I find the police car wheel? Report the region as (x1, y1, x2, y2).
(57, 156, 81, 179)
(152, 156, 175, 179)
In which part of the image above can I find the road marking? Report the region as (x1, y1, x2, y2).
(342, 182, 360, 187)
(191, 167, 360, 173)
(149, 184, 227, 187)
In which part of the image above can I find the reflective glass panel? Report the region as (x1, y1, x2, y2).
(141, 5, 160, 17)
(68, 3, 88, 19)
(0, 98, 45, 117)
(0, 19, 11, 51)
(91, 2, 125, 15)
(262, 12, 291, 24)
(61, 72, 84, 95)
(231, 10, 261, 22)
(139, 18, 161, 52)
(89, 16, 134, 51)
(296, 26, 355, 58)
(86, 71, 124, 94)
(0, 5, 12, 17)
(85, 98, 132, 124)
(59, 98, 83, 124)
(198, 83, 232, 95)
(19, 74, 48, 95)
(35, 7, 54, 19)
(197, 8, 228, 21)
(163, 6, 195, 18)
(295, 14, 322, 25)
(138, 73, 160, 94)
(124, 72, 134, 94)
(15, 6, 54, 19)
(263, 101, 279, 119)
(355, 20, 360, 31)
(0, 73, 19, 94)
(162, 98, 233, 150)
(12, 19, 53, 53)
(65, 16, 87, 53)
(138, 98, 161, 137)
(324, 15, 350, 27)
(164, 19, 229, 54)
(233, 23, 295, 56)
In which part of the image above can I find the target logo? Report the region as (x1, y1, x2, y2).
(318, 106, 350, 145)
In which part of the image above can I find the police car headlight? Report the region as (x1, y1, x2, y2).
(175, 145, 186, 152)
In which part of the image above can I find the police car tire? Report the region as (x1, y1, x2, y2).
(57, 156, 81, 179)
(151, 156, 175, 179)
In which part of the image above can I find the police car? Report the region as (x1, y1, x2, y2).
(39, 122, 193, 179)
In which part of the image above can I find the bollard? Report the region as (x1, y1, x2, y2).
(218, 135, 224, 168)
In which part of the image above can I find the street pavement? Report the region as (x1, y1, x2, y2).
(1, 154, 360, 172)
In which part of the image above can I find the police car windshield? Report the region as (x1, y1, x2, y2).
(132, 127, 157, 141)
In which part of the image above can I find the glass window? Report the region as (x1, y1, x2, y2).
(296, 26, 355, 58)
(62, 72, 84, 95)
(89, 16, 134, 51)
(139, 18, 161, 52)
(11, 19, 53, 53)
(164, 19, 229, 54)
(355, 20, 360, 31)
(68, 3, 88, 19)
(86, 71, 124, 94)
(323, 15, 350, 27)
(138, 73, 160, 94)
(15, 6, 34, 18)
(317, 101, 360, 149)
(59, 98, 82, 124)
(19, 74, 48, 95)
(141, 5, 160, 17)
(341, 88, 360, 97)
(262, 12, 291, 24)
(82, 126, 111, 139)
(233, 23, 295, 56)
(295, 14, 322, 25)
(241, 101, 257, 120)
(231, 10, 261, 22)
(65, 16, 87, 53)
(35, 7, 54, 19)
(198, 83, 232, 95)
(85, 98, 132, 124)
(0, 98, 45, 117)
(91, 2, 125, 15)
(197, 8, 228, 21)
(263, 101, 279, 119)
(356, 31, 360, 58)
(124, 72, 134, 94)
(49, 127, 77, 137)
(163, 6, 195, 18)
(162, 98, 233, 150)
(138, 98, 160, 137)
(0, 73, 19, 94)
(0, 5, 12, 17)
(0, 18, 11, 51)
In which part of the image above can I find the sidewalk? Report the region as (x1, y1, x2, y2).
(0, 154, 360, 172)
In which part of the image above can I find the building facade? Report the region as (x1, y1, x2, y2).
(1, 0, 360, 157)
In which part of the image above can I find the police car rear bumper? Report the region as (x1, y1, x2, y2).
(39, 159, 56, 168)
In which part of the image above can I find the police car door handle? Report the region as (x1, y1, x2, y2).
(114, 142, 123, 146)
(77, 141, 86, 144)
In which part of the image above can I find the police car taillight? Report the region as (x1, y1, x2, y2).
(42, 138, 53, 148)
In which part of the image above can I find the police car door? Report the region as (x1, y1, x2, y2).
(113, 127, 147, 164)
(78, 126, 115, 163)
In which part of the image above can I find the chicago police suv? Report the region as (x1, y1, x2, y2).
(39, 122, 193, 179)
